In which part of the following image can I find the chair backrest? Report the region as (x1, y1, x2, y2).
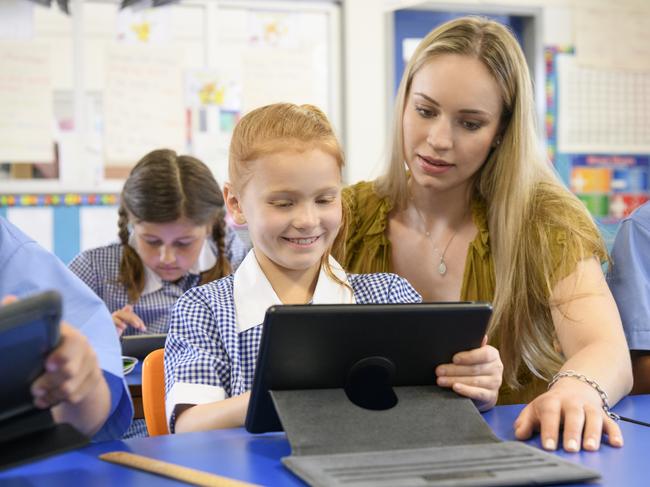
(142, 348, 169, 436)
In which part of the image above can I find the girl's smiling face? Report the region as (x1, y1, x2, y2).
(228, 147, 342, 279)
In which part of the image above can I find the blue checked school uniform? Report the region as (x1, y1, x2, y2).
(164, 250, 421, 432)
(69, 226, 248, 438)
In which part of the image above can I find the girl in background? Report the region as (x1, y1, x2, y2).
(164, 103, 503, 433)
(69, 148, 248, 437)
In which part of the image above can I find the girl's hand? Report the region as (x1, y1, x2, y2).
(514, 377, 624, 452)
(111, 304, 146, 336)
(435, 335, 503, 411)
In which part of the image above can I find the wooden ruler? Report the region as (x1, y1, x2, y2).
(99, 451, 260, 487)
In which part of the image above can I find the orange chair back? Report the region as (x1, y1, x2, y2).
(142, 348, 169, 436)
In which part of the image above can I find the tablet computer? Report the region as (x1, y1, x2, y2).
(0, 290, 61, 423)
(245, 302, 492, 433)
(121, 333, 167, 359)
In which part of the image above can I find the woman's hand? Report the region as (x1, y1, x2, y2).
(112, 304, 146, 336)
(514, 377, 624, 452)
(435, 335, 503, 411)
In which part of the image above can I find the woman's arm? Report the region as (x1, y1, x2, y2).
(514, 258, 633, 452)
(174, 392, 250, 433)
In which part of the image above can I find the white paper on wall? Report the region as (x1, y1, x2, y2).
(0, 42, 53, 162)
(104, 44, 185, 166)
(557, 54, 650, 154)
(0, 0, 33, 40)
(7, 207, 53, 252)
(575, 4, 650, 71)
(242, 46, 322, 113)
(80, 206, 119, 251)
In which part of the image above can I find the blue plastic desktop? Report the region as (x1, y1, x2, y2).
(1, 395, 648, 486)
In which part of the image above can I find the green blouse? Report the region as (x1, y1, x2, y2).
(337, 180, 573, 405)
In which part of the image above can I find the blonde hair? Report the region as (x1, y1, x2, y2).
(376, 17, 606, 387)
(118, 149, 231, 303)
(229, 103, 349, 286)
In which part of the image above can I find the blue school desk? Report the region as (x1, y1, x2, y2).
(1, 395, 648, 486)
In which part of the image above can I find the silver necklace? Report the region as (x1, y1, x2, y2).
(410, 200, 464, 276)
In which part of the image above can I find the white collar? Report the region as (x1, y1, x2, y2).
(128, 234, 217, 296)
(233, 250, 355, 333)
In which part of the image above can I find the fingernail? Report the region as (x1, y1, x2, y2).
(437, 367, 446, 376)
(543, 438, 556, 450)
(32, 387, 45, 397)
(46, 361, 58, 372)
(611, 436, 623, 447)
(584, 438, 596, 450)
(566, 439, 578, 452)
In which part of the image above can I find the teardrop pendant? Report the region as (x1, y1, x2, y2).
(438, 260, 447, 276)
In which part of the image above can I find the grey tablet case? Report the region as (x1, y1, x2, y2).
(0, 291, 89, 471)
(246, 302, 600, 486)
(272, 387, 600, 486)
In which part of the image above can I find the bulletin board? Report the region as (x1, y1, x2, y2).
(546, 47, 650, 246)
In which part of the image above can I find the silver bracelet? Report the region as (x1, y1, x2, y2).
(547, 370, 620, 421)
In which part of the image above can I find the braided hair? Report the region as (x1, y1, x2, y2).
(118, 149, 231, 303)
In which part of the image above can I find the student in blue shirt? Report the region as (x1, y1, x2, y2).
(608, 201, 650, 394)
(164, 103, 504, 433)
(69, 148, 248, 438)
(0, 217, 132, 440)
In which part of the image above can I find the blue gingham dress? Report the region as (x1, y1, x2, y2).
(164, 272, 421, 432)
(68, 227, 248, 438)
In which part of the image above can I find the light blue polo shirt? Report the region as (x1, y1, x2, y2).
(0, 217, 133, 440)
(609, 202, 650, 351)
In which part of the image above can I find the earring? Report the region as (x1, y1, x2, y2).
(493, 136, 502, 147)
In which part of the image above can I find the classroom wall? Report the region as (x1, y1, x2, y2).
(342, 0, 576, 184)
(3, 0, 650, 260)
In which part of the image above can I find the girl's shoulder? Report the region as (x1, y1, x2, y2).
(69, 242, 123, 274)
(348, 272, 421, 304)
(180, 274, 235, 306)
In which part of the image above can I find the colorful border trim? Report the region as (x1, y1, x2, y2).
(0, 194, 119, 207)
(544, 45, 574, 163)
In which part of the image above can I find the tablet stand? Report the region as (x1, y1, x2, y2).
(0, 407, 88, 471)
(270, 386, 601, 487)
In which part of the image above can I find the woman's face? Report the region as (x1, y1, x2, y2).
(402, 54, 503, 194)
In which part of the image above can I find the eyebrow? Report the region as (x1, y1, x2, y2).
(267, 186, 340, 196)
(413, 92, 493, 117)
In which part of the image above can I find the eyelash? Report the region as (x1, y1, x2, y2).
(415, 106, 483, 131)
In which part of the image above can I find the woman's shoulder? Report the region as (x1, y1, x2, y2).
(343, 180, 387, 209)
(342, 180, 393, 231)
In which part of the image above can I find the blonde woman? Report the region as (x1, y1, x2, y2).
(336, 17, 631, 452)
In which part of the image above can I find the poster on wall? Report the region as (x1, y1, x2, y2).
(0, 43, 53, 163)
(103, 44, 185, 175)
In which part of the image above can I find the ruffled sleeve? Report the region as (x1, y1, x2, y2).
(338, 181, 393, 274)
